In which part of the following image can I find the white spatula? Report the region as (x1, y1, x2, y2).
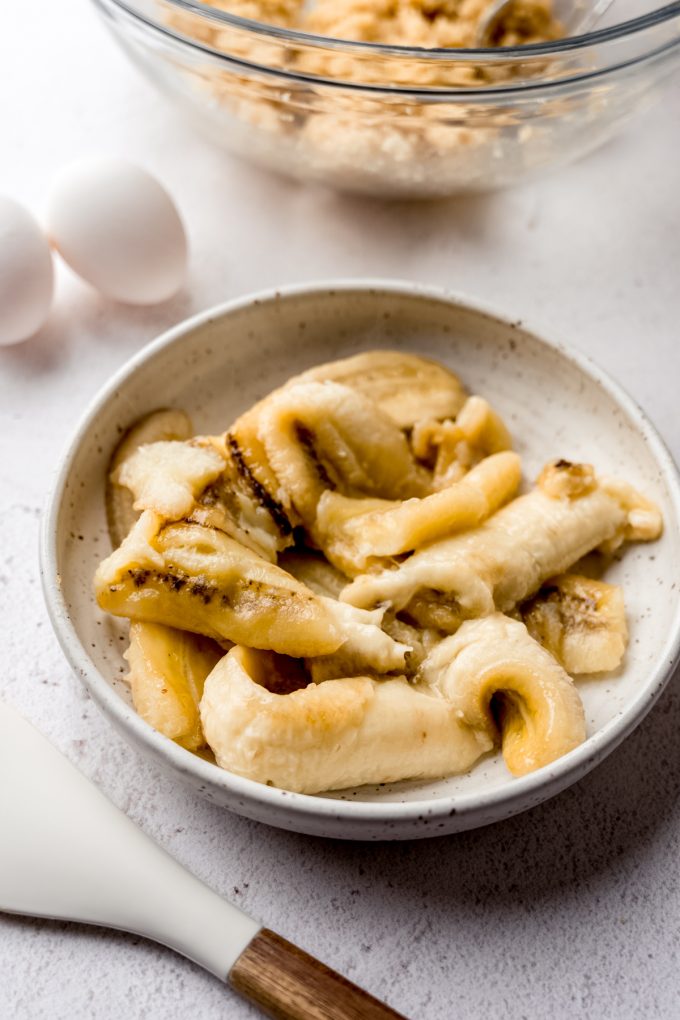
(0, 700, 405, 1020)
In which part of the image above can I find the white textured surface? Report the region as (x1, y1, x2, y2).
(1, 1, 679, 1017)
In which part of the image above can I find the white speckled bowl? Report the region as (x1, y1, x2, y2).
(41, 281, 680, 840)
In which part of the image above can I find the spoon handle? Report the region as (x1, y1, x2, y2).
(230, 928, 407, 1019)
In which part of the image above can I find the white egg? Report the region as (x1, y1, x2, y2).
(0, 197, 54, 346)
(47, 158, 188, 305)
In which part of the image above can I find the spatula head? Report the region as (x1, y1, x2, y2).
(0, 699, 259, 976)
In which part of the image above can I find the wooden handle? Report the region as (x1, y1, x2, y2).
(229, 928, 408, 1020)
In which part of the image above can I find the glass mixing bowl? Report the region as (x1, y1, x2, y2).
(93, 0, 680, 196)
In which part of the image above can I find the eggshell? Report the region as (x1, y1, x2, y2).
(0, 197, 54, 346)
(47, 158, 188, 305)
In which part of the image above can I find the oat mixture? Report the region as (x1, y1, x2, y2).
(192, 0, 563, 50)
(166, 0, 581, 196)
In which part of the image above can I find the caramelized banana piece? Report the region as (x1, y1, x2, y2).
(95, 513, 344, 657)
(106, 408, 193, 548)
(125, 621, 224, 750)
(226, 352, 465, 515)
(316, 451, 521, 574)
(343, 461, 662, 627)
(288, 350, 468, 428)
(521, 574, 627, 674)
(115, 440, 225, 521)
(412, 396, 513, 488)
(191, 438, 294, 560)
(227, 410, 288, 521)
(258, 381, 429, 516)
(113, 427, 294, 561)
(200, 645, 492, 794)
(419, 613, 586, 776)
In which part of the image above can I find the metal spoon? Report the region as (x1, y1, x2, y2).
(0, 699, 405, 1020)
(476, 0, 615, 46)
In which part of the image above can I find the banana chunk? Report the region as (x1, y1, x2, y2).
(106, 408, 193, 548)
(96, 512, 407, 671)
(257, 380, 429, 514)
(95, 513, 344, 657)
(316, 450, 521, 573)
(125, 621, 224, 750)
(226, 351, 466, 515)
(115, 440, 225, 520)
(521, 574, 627, 674)
(412, 395, 513, 488)
(288, 350, 468, 428)
(190, 438, 294, 560)
(200, 645, 492, 794)
(419, 613, 586, 776)
(342, 462, 661, 630)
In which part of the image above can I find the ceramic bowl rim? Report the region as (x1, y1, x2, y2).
(40, 278, 680, 830)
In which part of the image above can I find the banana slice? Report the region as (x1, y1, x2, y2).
(106, 408, 193, 548)
(114, 431, 292, 561)
(342, 462, 662, 628)
(521, 574, 627, 674)
(225, 351, 466, 521)
(115, 440, 225, 521)
(96, 513, 407, 671)
(316, 451, 521, 574)
(200, 645, 492, 794)
(288, 350, 468, 428)
(257, 381, 429, 516)
(95, 513, 345, 657)
(411, 396, 514, 489)
(190, 438, 294, 560)
(125, 621, 224, 750)
(419, 613, 586, 776)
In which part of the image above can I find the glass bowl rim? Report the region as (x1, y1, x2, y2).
(105, 0, 680, 59)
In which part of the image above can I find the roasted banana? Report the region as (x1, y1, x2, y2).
(94, 351, 663, 794)
(256, 381, 429, 514)
(95, 512, 344, 657)
(116, 432, 292, 561)
(200, 645, 493, 794)
(315, 450, 521, 573)
(288, 350, 468, 428)
(114, 439, 225, 521)
(125, 621, 224, 750)
(521, 574, 627, 674)
(411, 396, 513, 488)
(419, 613, 586, 776)
(342, 460, 662, 630)
(95, 512, 408, 668)
(225, 351, 467, 520)
(190, 439, 294, 560)
(106, 408, 193, 548)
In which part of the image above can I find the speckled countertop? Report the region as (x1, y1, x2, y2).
(2, 2, 680, 1017)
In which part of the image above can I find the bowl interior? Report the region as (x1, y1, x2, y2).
(52, 285, 680, 822)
